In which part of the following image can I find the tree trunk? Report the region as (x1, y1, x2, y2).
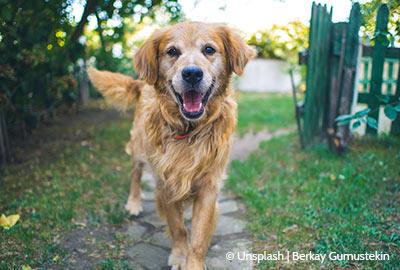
(0, 109, 10, 164)
(80, 62, 90, 105)
(69, 0, 99, 45)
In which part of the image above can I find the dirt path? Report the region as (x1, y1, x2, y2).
(230, 128, 295, 161)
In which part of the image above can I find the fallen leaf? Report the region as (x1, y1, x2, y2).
(0, 214, 20, 230)
(282, 224, 299, 234)
(72, 219, 87, 227)
(22, 265, 32, 270)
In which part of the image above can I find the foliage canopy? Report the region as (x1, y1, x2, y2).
(359, 0, 400, 44)
(0, 0, 181, 139)
(247, 20, 309, 63)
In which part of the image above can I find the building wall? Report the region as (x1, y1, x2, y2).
(236, 58, 300, 93)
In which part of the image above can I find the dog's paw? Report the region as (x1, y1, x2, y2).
(125, 198, 143, 216)
(186, 254, 206, 270)
(168, 252, 186, 270)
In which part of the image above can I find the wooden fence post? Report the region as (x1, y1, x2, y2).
(303, 3, 317, 143)
(365, 4, 389, 135)
(303, 3, 332, 146)
(327, 22, 347, 150)
(334, 3, 361, 152)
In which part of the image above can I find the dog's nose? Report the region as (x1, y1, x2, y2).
(182, 66, 203, 85)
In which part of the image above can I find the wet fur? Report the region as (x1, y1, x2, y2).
(88, 21, 254, 270)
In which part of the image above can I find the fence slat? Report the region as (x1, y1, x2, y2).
(362, 45, 400, 58)
(361, 59, 370, 92)
(303, 3, 332, 146)
(387, 60, 394, 95)
(321, 6, 334, 132)
(366, 4, 389, 135)
(390, 59, 400, 135)
(334, 3, 361, 151)
(303, 3, 319, 143)
(327, 22, 347, 138)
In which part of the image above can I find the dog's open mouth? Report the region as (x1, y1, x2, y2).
(172, 80, 214, 120)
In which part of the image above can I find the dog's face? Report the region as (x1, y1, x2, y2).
(134, 22, 255, 121)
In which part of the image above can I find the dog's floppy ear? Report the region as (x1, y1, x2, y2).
(218, 26, 256, 75)
(134, 30, 163, 85)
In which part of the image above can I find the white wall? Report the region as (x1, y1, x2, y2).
(236, 58, 299, 93)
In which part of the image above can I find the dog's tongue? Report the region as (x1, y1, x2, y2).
(183, 91, 202, 112)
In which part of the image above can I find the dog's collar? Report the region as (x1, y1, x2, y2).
(174, 125, 194, 140)
(174, 133, 191, 140)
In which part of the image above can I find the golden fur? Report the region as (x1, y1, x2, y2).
(88, 21, 254, 270)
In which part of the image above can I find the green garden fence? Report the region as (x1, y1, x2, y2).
(357, 4, 400, 136)
(298, 2, 399, 153)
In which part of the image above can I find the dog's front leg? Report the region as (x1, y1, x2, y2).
(187, 186, 218, 270)
(157, 195, 188, 270)
(125, 161, 144, 215)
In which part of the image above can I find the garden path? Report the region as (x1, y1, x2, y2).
(122, 128, 292, 269)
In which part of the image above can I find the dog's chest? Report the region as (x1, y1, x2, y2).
(145, 126, 231, 182)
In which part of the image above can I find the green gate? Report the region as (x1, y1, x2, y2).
(298, 2, 400, 153)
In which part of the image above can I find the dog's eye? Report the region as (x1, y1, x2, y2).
(167, 47, 179, 57)
(203, 46, 216, 55)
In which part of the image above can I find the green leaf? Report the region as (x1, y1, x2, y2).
(367, 117, 378, 130)
(335, 114, 354, 122)
(352, 120, 361, 129)
(378, 95, 390, 104)
(373, 31, 390, 47)
(1, 7, 12, 22)
(394, 103, 400, 112)
(337, 119, 351, 126)
(354, 108, 371, 118)
(384, 105, 397, 121)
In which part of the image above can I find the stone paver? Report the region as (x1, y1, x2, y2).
(142, 200, 156, 214)
(127, 243, 169, 270)
(214, 215, 246, 236)
(148, 231, 170, 249)
(218, 200, 239, 214)
(207, 238, 253, 270)
(142, 190, 156, 201)
(141, 212, 166, 228)
(126, 222, 146, 241)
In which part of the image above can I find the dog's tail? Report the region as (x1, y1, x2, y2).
(87, 67, 145, 111)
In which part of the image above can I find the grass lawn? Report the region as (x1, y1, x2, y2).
(0, 111, 134, 269)
(236, 92, 294, 135)
(0, 92, 289, 269)
(227, 134, 400, 269)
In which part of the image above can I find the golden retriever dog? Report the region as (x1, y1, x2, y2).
(88, 21, 254, 270)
